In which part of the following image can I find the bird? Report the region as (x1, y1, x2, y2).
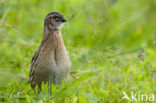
(29, 12, 70, 94)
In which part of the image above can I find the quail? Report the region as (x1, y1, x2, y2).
(29, 12, 70, 94)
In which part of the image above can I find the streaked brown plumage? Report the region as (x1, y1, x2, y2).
(29, 12, 70, 94)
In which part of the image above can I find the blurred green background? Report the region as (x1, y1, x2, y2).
(0, 0, 156, 102)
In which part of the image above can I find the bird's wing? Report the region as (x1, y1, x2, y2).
(29, 51, 40, 83)
(29, 34, 50, 83)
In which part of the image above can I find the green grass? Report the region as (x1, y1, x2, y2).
(0, 0, 156, 102)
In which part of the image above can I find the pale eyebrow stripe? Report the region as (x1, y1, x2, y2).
(44, 15, 53, 21)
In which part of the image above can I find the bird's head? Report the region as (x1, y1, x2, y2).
(44, 12, 67, 30)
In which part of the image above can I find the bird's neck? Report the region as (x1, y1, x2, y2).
(41, 27, 62, 49)
(44, 26, 60, 36)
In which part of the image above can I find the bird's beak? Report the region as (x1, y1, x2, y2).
(61, 17, 67, 22)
